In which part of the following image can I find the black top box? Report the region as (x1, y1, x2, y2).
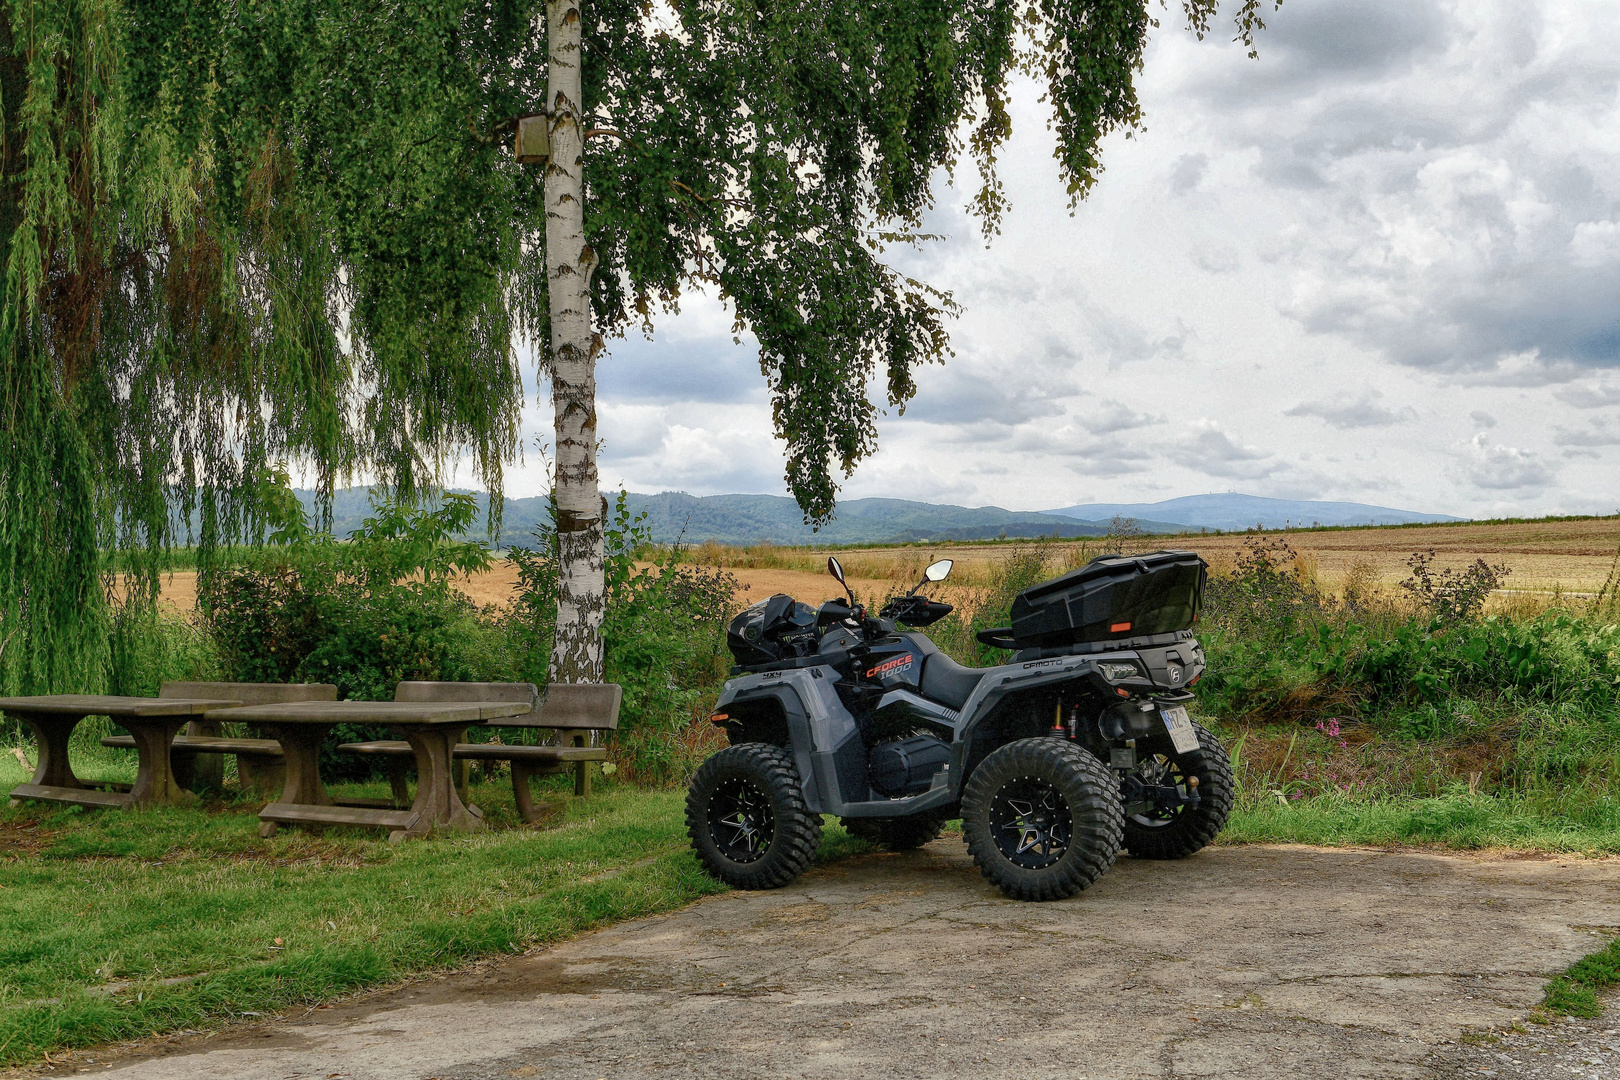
(1010, 550, 1208, 648)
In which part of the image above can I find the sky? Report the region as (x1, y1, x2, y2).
(507, 0, 1620, 519)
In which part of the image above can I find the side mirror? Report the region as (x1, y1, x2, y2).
(924, 559, 953, 583)
(827, 556, 846, 584)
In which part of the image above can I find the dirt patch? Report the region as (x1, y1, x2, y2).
(0, 820, 58, 858)
(61, 842, 1620, 1080)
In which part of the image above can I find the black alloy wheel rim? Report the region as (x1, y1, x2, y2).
(1130, 755, 1191, 828)
(988, 777, 1073, 869)
(708, 775, 777, 863)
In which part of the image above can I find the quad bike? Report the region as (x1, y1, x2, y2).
(686, 549, 1233, 901)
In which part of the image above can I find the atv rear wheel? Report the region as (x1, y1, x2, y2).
(687, 742, 822, 889)
(841, 812, 946, 851)
(1122, 721, 1233, 860)
(961, 738, 1123, 901)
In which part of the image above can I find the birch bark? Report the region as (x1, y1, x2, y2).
(544, 0, 605, 683)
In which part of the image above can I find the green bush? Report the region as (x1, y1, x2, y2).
(199, 491, 507, 775)
(509, 492, 739, 783)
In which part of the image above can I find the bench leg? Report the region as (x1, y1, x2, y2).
(511, 760, 537, 823)
(237, 756, 286, 800)
(511, 761, 568, 825)
(453, 758, 469, 806)
(388, 757, 410, 810)
(567, 731, 593, 798)
(179, 720, 224, 793)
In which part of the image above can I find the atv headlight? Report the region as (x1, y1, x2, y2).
(1097, 661, 1141, 682)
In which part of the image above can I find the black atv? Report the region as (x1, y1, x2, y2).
(686, 550, 1232, 901)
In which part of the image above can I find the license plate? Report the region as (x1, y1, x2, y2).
(1161, 706, 1200, 755)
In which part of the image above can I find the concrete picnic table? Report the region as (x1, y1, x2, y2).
(208, 699, 530, 842)
(2, 694, 243, 810)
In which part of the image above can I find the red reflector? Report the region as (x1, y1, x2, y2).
(1110, 622, 1132, 633)
(1188, 672, 1201, 686)
(710, 713, 729, 723)
(1116, 687, 1130, 697)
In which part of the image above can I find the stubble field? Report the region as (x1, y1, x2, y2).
(145, 515, 1620, 612)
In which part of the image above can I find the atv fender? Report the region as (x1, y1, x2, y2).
(948, 653, 1112, 795)
(713, 667, 866, 814)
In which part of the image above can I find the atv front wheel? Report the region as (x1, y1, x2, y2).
(1122, 721, 1233, 859)
(961, 738, 1123, 901)
(841, 812, 946, 851)
(687, 742, 822, 889)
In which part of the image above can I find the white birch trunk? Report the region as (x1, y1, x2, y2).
(544, 0, 605, 683)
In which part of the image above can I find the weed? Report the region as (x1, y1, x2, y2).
(1402, 550, 1511, 624)
(1539, 936, 1620, 1018)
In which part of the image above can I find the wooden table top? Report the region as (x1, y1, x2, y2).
(208, 700, 532, 725)
(0, 694, 242, 717)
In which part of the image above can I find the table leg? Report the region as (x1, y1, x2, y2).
(392, 724, 483, 841)
(23, 714, 85, 787)
(9, 713, 85, 806)
(257, 723, 334, 837)
(126, 717, 195, 808)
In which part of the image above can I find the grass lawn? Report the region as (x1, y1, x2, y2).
(4, 742, 1618, 1065)
(1219, 793, 1620, 853)
(0, 746, 866, 1066)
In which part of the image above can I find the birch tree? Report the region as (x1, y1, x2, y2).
(542, 0, 606, 681)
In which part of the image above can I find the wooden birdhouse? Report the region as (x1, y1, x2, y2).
(515, 113, 550, 165)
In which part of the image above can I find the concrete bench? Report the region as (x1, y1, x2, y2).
(337, 681, 622, 823)
(101, 681, 337, 795)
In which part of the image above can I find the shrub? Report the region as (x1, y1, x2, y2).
(1204, 538, 1326, 643)
(201, 490, 502, 775)
(507, 490, 741, 784)
(1400, 550, 1510, 624)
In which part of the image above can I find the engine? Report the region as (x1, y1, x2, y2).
(868, 734, 951, 797)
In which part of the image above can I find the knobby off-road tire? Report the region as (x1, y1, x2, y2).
(1122, 721, 1234, 860)
(686, 742, 822, 890)
(961, 738, 1124, 902)
(840, 812, 946, 851)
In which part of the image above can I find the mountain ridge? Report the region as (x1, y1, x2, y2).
(282, 489, 1459, 546)
(288, 489, 1190, 546)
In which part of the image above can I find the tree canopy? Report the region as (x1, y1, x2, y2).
(0, 0, 1272, 691)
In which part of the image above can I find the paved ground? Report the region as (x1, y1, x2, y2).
(1431, 1010, 1619, 1079)
(41, 842, 1620, 1080)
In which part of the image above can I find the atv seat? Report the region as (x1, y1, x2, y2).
(921, 651, 988, 711)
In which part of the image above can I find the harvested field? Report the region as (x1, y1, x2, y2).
(781, 516, 1620, 597)
(144, 563, 892, 612)
(141, 516, 1620, 612)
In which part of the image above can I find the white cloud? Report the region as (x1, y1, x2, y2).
(498, 0, 1620, 521)
(1286, 389, 1418, 429)
(1462, 433, 1558, 490)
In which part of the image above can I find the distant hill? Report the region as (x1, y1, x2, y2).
(1046, 493, 1462, 532)
(289, 489, 1192, 546)
(616, 493, 1187, 545)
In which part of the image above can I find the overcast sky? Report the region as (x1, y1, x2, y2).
(509, 0, 1620, 519)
